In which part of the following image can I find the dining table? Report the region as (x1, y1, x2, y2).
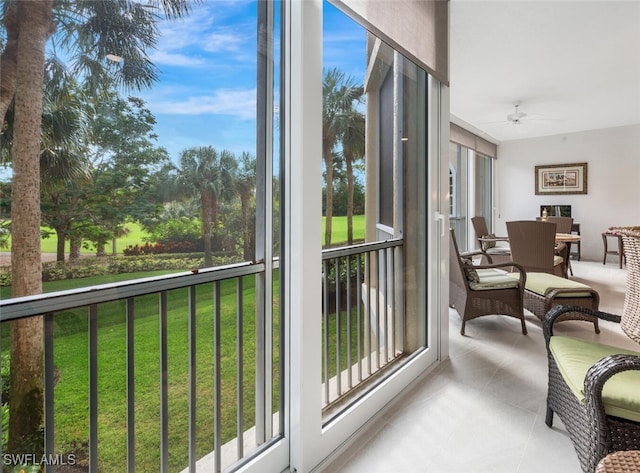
(555, 232, 581, 277)
(480, 232, 580, 243)
(555, 232, 581, 243)
(479, 232, 581, 277)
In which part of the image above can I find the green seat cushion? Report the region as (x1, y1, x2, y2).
(507, 272, 593, 298)
(470, 268, 520, 291)
(549, 336, 640, 422)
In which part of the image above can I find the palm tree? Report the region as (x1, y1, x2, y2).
(322, 68, 362, 247)
(236, 152, 257, 261)
(0, 0, 191, 454)
(4, 3, 54, 454)
(177, 146, 239, 267)
(3, 66, 94, 262)
(1, 60, 91, 177)
(340, 107, 365, 244)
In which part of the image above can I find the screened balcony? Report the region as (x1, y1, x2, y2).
(0, 239, 409, 472)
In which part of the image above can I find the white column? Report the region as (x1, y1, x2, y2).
(286, 1, 323, 472)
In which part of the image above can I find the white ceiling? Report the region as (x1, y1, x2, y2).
(449, 0, 640, 143)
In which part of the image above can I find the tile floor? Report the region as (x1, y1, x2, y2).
(323, 260, 635, 473)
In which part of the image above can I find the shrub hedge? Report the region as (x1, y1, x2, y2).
(0, 253, 242, 287)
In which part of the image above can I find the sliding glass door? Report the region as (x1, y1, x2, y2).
(449, 143, 495, 251)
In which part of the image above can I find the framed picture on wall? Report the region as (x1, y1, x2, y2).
(535, 162, 588, 195)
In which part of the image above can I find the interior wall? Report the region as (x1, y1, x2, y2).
(494, 124, 640, 262)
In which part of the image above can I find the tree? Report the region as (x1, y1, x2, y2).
(2, 62, 93, 262)
(340, 107, 365, 244)
(322, 68, 362, 247)
(42, 70, 93, 261)
(0, 0, 190, 454)
(88, 93, 170, 255)
(236, 152, 256, 261)
(176, 146, 238, 267)
(41, 167, 92, 261)
(5, 2, 54, 454)
(1, 60, 90, 170)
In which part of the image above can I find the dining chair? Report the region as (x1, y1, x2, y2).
(470, 216, 511, 265)
(506, 220, 565, 277)
(543, 227, 640, 472)
(547, 216, 574, 234)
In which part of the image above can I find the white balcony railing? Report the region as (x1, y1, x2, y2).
(0, 239, 405, 470)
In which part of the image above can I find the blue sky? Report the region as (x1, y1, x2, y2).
(0, 1, 366, 180)
(138, 0, 366, 163)
(138, 1, 261, 160)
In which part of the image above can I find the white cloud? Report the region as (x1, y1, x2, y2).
(151, 3, 254, 68)
(202, 32, 246, 53)
(151, 88, 257, 119)
(150, 50, 207, 67)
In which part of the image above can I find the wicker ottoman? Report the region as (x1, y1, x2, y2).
(508, 272, 600, 332)
(596, 450, 640, 473)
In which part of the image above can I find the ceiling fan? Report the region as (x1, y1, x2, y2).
(483, 103, 560, 127)
(506, 104, 527, 125)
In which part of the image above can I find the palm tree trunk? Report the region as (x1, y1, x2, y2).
(324, 148, 334, 247)
(346, 154, 354, 245)
(9, 0, 54, 455)
(202, 191, 214, 267)
(240, 193, 251, 261)
(211, 193, 218, 253)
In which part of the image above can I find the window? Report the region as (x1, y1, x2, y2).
(0, 3, 283, 470)
(474, 152, 494, 231)
(450, 123, 497, 249)
(321, 2, 431, 420)
(378, 68, 395, 230)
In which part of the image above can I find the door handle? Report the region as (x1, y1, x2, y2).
(434, 212, 445, 237)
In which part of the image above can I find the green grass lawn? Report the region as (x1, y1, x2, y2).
(1, 265, 360, 471)
(2, 271, 279, 472)
(1, 215, 366, 255)
(57, 282, 263, 471)
(322, 214, 365, 246)
(38, 222, 149, 255)
(0, 222, 150, 255)
(0, 213, 366, 469)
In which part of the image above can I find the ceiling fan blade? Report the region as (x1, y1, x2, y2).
(507, 111, 527, 122)
(481, 119, 512, 125)
(480, 104, 563, 128)
(523, 116, 563, 122)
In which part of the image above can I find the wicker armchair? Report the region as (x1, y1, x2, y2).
(543, 228, 640, 472)
(506, 220, 566, 277)
(449, 229, 527, 336)
(471, 216, 512, 265)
